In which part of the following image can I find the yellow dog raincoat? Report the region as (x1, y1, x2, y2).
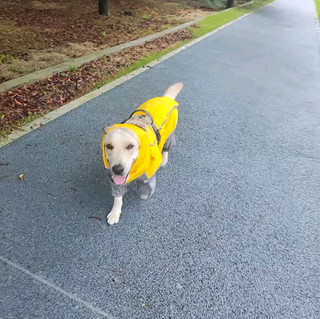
(102, 96, 179, 185)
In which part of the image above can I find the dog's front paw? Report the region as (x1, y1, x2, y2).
(161, 151, 168, 167)
(107, 210, 121, 225)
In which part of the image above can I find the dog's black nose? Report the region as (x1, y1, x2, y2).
(112, 164, 124, 175)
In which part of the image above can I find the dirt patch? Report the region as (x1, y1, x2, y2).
(0, 0, 212, 83)
(0, 42, 100, 81)
(178, 8, 215, 20)
(0, 29, 193, 136)
(0, 20, 50, 58)
(31, 0, 68, 10)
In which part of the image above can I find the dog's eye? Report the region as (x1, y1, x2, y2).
(126, 144, 134, 150)
(106, 144, 113, 150)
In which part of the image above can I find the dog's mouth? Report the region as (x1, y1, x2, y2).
(112, 174, 128, 186)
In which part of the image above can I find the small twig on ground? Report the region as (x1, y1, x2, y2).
(89, 216, 103, 221)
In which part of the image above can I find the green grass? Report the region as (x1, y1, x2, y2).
(91, 41, 191, 90)
(117, 44, 190, 76)
(191, 0, 226, 9)
(21, 112, 48, 126)
(140, 13, 150, 19)
(9, 66, 25, 74)
(192, 0, 273, 37)
(0, 53, 14, 64)
(0, 111, 49, 138)
(315, 0, 320, 20)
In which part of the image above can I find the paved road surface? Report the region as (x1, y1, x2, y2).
(1, 0, 320, 318)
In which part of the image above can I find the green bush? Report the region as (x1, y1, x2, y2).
(191, 0, 250, 9)
(191, 0, 227, 9)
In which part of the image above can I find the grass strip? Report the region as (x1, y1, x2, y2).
(314, 0, 320, 21)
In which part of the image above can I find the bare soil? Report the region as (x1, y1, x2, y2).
(0, 0, 212, 82)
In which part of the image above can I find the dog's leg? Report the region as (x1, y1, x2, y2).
(161, 132, 176, 167)
(161, 151, 168, 167)
(107, 196, 123, 225)
(137, 174, 156, 200)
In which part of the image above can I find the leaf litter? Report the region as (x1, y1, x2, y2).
(0, 30, 193, 136)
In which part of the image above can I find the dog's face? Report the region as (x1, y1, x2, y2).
(103, 128, 139, 185)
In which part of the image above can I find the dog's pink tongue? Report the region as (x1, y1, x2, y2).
(113, 175, 126, 185)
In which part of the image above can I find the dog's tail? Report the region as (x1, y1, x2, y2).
(164, 82, 183, 100)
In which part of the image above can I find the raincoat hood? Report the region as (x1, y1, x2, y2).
(102, 96, 178, 183)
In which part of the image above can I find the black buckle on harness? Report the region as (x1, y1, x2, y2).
(123, 109, 161, 145)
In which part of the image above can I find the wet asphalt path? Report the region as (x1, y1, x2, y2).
(1, 0, 320, 318)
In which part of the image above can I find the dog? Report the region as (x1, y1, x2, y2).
(102, 82, 183, 225)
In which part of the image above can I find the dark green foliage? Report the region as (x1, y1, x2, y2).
(191, 0, 227, 9)
(226, 0, 234, 8)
